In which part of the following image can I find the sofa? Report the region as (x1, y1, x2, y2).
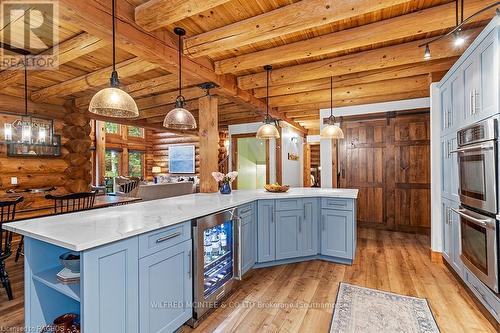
(134, 182, 194, 201)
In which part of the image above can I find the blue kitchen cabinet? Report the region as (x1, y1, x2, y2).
(449, 201, 463, 277)
(441, 197, 452, 265)
(275, 209, 302, 260)
(440, 80, 453, 135)
(139, 240, 192, 333)
(239, 204, 256, 275)
(320, 209, 354, 259)
(302, 198, 319, 256)
(450, 71, 464, 130)
(257, 200, 276, 262)
(441, 133, 458, 202)
(477, 29, 498, 121)
(81, 237, 139, 333)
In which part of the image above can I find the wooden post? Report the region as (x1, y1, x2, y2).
(332, 139, 338, 188)
(63, 101, 92, 193)
(198, 95, 219, 193)
(275, 126, 283, 185)
(95, 120, 106, 185)
(303, 143, 311, 187)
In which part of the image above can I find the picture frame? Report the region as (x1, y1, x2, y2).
(169, 145, 195, 174)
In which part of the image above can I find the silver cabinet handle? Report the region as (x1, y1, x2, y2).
(239, 208, 252, 215)
(447, 109, 451, 128)
(473, 89, 479, 115)
(469, 90, 474, 115)
(303, 204, 306, 219)
(156, 231, 181, 243)
(270, 206, 274, 223)
(187, 250, 192, 278)
(298, 216, 302, 233)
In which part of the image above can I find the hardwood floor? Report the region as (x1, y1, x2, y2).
(0, 229, 496, 332)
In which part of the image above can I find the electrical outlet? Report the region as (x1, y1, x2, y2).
(10, 177, 18, 185)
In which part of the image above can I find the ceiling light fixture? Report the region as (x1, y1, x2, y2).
(256, 65, 280, 140)
(418, 1, 498, 55)
(423, 44, 431, 60)
(89, 0, 138, 118)
(163, 27, 197, 130)
(320, 77, 344, 140)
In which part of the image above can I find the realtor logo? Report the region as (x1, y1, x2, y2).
(0, 0, 59, 70)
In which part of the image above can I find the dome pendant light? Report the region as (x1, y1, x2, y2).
(320, 77, 344, 140)
(163, 27, 197, 130)
(89, 0, 138, 118)
(256, 65, 280, 140)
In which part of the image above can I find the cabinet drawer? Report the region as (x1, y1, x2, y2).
(276, 199, 302, 211)
(139, 221, 191, 258)
(464, 269, 499, 321)
(238, 203, 254, 217)
(321, 198, 353, 211)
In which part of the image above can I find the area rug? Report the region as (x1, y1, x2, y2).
(330, 283, 440, 333)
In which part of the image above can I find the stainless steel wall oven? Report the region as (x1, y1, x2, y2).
(453, 116, 499, 294)
(455, 117, 498, 214)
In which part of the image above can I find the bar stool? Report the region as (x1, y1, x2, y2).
(0, 196, 23, 300)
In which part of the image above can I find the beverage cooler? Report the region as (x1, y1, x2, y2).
(191, 208, 241, 324)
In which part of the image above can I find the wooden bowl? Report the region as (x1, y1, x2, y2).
(264, 184, 290, 193)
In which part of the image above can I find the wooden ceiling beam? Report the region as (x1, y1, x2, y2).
(59, 0, 306, 134)
(184, 0, 411, 57)
(31, 57, 158, 101)
(269, 75, 429, 107)
(0, 32, 107, 91)
(135, 0, 232, 31)
(86, 111, 198, 136)
(238, 28, 481, 90)
(253, 58, 457, 98)
(216, 0, 494, 74)
(136, 97, 233, 119)
(0, 94, 68, 120)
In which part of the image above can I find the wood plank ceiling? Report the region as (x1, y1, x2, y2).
(0, 0, 497, 135)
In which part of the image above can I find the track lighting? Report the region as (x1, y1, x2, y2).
(423, 45, 431, 60)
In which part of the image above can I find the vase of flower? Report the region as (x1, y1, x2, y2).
(219, 181, 231, 194)
(212, 171, 238, 195)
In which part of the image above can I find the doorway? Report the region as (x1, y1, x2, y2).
(304, 143, 321, 187)
(231, 133, 270, 190)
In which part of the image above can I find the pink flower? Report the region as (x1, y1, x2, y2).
(211, 172, 225, 182)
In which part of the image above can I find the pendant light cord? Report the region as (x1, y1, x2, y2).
(112, 0, 116, 73)
(178, 33, 182, 97)
(330, 76, 333, 118)
(266, 68, 270, 118)
(24, 55, 28, 116)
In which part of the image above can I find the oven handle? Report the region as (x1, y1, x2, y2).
(450, 141, 495, 154)
(451, 208, 496, 229)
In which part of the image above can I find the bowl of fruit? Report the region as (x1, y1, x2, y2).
(264, 183, 290, 193)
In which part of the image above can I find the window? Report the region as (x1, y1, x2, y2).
(105, 149, 121, 177)
(105, 122, 120, 134)
(128, 151, 144, 178)
(128, 126, 144, 138)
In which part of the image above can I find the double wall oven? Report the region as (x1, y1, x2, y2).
(453, 116, 499, 293)
(189, 208, 242, 326)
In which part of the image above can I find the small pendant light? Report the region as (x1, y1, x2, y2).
(256, 65, 280, 140)
(320, 77, 344, 140)
(89, 0, 138, 118)
(163, 27, 197, 130)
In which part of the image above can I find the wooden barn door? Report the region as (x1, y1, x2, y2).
(339, 112, 430, 234)
(340, 119, 387, 227)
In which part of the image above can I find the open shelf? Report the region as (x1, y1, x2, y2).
(32, 266, 80, 302)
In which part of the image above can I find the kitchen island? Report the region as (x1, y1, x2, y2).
(3, 188, 358, 333)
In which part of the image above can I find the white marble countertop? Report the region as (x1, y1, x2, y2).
(3, 188, 358, 251)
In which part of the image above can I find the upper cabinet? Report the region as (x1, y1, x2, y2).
(478, 30, 498, 121)
(440, 23, 499, 137)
